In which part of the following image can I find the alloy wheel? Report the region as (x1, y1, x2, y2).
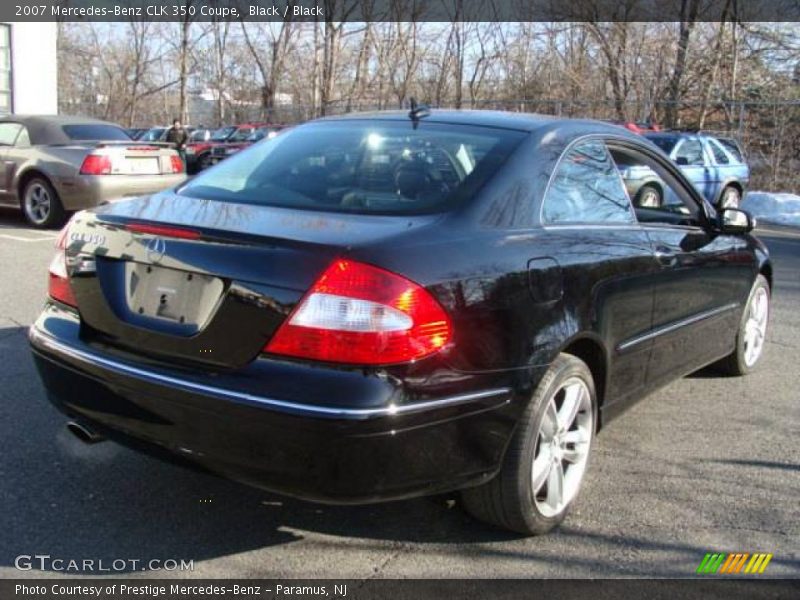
(743, 286, 769, 367)
(24, 183, 52, 225)
(531, 377, 593, 518)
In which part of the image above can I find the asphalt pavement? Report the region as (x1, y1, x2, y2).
(0, 208, 798, 579)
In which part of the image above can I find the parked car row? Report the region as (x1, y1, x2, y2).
(128, 123, 286, 173)
(184, 123, 285, 173)
(1, 115, 186, 228)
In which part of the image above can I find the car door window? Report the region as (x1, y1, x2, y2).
(674, 139, 705, 166)
(0, 122, 21, 146)
(609, 145, 701, 227)
(708, 139, 730, 165)
(542, 139, 635, 225)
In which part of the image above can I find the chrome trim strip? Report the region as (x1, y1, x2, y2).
(617, 302, 740, 352)
(29, 327, 511, 420)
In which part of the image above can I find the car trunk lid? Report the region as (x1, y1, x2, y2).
(65, 193, 437, 370)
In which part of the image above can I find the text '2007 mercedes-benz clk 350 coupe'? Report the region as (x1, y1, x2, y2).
(29, 110, 771, 535)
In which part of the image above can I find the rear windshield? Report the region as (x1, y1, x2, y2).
(178, 120, 526, 215)
(645, 135, 678, 154)
(62, 124, 132, 141)
(716, 137, 744, 162)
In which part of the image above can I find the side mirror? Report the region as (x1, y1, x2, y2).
(719, 208, 755, 234)
(675, 156, 689, 166)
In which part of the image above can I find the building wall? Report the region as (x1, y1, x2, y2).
(1, 22, 58, 115)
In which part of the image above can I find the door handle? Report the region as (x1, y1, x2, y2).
(654, 245, 676, 267)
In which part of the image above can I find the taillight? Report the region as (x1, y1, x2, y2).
(79, 154, 112, 175)
(265, 259, 451, 365)
(48, 224, 77, 308)
(170, 155, 184, 173)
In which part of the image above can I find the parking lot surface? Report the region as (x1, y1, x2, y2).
(1, 209, 798, 579)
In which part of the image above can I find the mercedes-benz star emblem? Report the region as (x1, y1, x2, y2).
(145, 237, 167, 264)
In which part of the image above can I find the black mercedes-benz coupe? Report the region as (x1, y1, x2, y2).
(30, 110, 771, 535)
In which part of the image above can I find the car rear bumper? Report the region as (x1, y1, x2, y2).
(29, 305, 517, 504)
(56, 174, 187, 210)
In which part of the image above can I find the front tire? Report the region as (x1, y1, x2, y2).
(461, 353, 596, 535)
(716, 274, 770, 376)
(719, 186, 741, 209)
(21, 177, 66, 228)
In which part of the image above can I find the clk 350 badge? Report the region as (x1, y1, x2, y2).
(69, 232, 106, 246)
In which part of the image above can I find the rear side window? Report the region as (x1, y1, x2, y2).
(708, 139, 730, 164)
(15, 126, 30, 147)
(542, 140, 634, 225)
(179, 121, 526, 215)
(62, 124, 131, 141)
(716, 138, 744, 162)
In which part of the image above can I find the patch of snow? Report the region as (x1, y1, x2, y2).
(742, 191, 800, 227)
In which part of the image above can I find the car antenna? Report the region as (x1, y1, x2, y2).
(408, 97, 430, 127)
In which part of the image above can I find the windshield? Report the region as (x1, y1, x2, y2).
(140, 128, 166, 142)
(211, 126, 237, 142)
(228, 128, 254, 142)
(189, 129, 209, 141)
(178, 120, 526, 215)
(248, 127, 280, 142)
(63, 124, 132, 141)
(644, 134, 678, 155)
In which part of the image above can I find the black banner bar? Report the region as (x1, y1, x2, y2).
(3, 579, 800, 600)
(5, 0, 800, 23)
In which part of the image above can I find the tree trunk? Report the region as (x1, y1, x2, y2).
(664, 0, 700, 128)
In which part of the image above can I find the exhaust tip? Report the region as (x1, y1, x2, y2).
(66, 421, 105, 444)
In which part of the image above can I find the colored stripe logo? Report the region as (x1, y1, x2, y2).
(697, 552, 773, 574)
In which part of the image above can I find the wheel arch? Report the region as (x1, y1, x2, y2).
(715, 179, 744, 205)
(759, 260, 773, 290)
(557, 333, 609, 431)
(16, 168, 55, 203)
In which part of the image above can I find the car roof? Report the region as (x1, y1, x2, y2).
(317, 109, 558, 132)
(315, 110, 647, 140)
(0, 115, 127, 144)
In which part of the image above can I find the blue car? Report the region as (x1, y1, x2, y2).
(619, 132, 749, 209)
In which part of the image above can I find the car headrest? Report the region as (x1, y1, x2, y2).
(395, 161, 433, 199)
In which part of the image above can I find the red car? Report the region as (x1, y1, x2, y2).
(208, 125, 286, 166)
(184, 123, 267, 173)
(611, 120, 662, 134)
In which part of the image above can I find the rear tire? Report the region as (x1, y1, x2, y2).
(461, 353, 596, 535)
(21, 176, 66, 229)
(634, 184, 662, 208)
(716, 274, 770, 376)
